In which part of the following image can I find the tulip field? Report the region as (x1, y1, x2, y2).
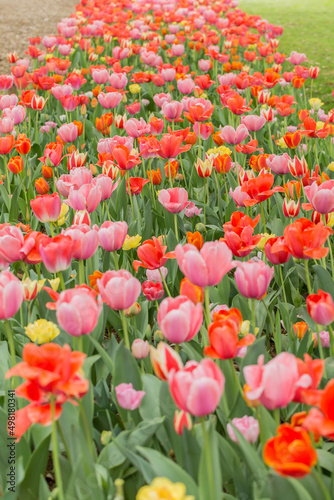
(1, 0, 334, 498)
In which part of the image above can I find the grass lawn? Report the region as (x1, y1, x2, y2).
(238, 0, 334, 110)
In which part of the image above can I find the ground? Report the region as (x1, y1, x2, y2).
(0, 0, 78, 73)
(239, 0, 334, 109)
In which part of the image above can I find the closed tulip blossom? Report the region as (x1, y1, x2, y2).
(243, 353, 313, 410)
(62, 224, 99, 260)
(97, 269, 141, 310)
(304, 180, 334, 214)
(142, 281, 164, 301)
(30, 192, 62, 223)
(234, 260, 274, 299)
(0, 270, 24, 320)
(45, 285, 102, 336)
(227, 416, 260, 444)
(168, 358, 225, 417)
(56, 167, 93, 197)
(241, 115, 266, 132)
(162, 100, 183, 122)
(115, 383, 145, 410)
(306, 290, 334, 326)
(264, 237, 291, 265)
(175, 241, 233, 287)
(220, 124, 249, 145)
(95, 221, 128, 252)
(57, 123, 78, 143)
(266, 153, 290, 175)
(39, 235, 80, 273)
(0, 225, 34, 263)
(98, 92, 122, 109)
(131, 339, 150, 359)
(158, 295, 203, 343)
(158, 188, 189, 213)
(92, 175, 119, 201)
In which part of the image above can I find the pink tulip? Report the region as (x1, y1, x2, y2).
(229, 186, 252, 207)
(161, 67, 176, 82)
(171, 44, 185, 56)
(92, 175, 119, 201)
(243, 353, 312, 410)
(131, 339, 150, 359)
(158, 295, 203, 343)
(30, 193, 62, 223)
(177, 77, 195, 95)
(115, 383, 146, 410)
(91, 68, 109, 84)
(266, 153, 290, 175)
(108, 72, 128, 89)
(97, 269, 141, 310)
(58, 44, 73, 56)
(227, 416, 260, 444)
(198, 59, 211, 72)
(0, 117, 14, 134)
(220, 124, 249, 144)
(194, 122, 212, 140)
(175, 241, 233, 287)
(153, 93, 171, 108)
(57, 123, 78, 143)
(235, 260, 274, 299)
(4, 105, 26, 125)
(62, 224, 99, 260)
(241, 115, 266, 132)
(52, 285, 102, 336)
(218, 73, 237, 86)
(0, 94, 18, 110)
(124, 117, 151, 138)
(97, 136, 133, 155)
(0, 225, 35, 263)
(158, 188, 189, 213)
(39, 235, 80, 273)
(95, 221, 128, 252)
(56, 167, 93, 197)
(65, 184, 102, 213)
(304, 180, 334, 214)
(287, 51, 308, 65)
(98, 92, 122, 109)
(51, 84, 73, 100)
(185, 202, 202, 218)
(168, 358, 225, 416)
(0, 270, 24, 319)
(162, 100, 183, 122)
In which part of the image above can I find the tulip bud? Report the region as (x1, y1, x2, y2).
(154, 329, 164, 342)
(35, 177, 50, 194)
(22, 277, 38, 301)
(101, 430, 112, 446)
(195, 222, 206, 233)
(42, 164, 53, 179)
(73, 210, 91, 226)
(131, 339, 150, 359)
(293, 321, 308, 339)
(124, 302, 141, 317)
(283, 198, 300, 218)
(89, 163, 98, 176)
(173, 410, 192, 435)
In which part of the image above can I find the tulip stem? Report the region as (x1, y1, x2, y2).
(262, 300, 275, 334)
(328, 237, 334, 279)
(311, 470, 331, 500)
(79, 259, 85, 284)
(120, 310, 130, 349)
(159, 268, 171, 297)
(201, 419, 215, 500)
(126, 171, 135, 220)
(4, 320, 16, 372)
(51, 397, 65, 500)
(113, 251, 119, 270)
(251, 299, 256, 336)
(174, 214, 179, 242)
(304, 259, 312, 295)
(204, 288, 211, 328)
(49, 222, 55, 237)
(168, 159, 173, 188)
(58, 272, 66, 292)
(260, 202, 267, 233)
(79, 399, 95, 458)
(327, 324, 334, 357)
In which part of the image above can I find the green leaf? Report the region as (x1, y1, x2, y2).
(18, 435, 50, 500)
(198, 420, 222, 500)
(313, 265, 334, 300)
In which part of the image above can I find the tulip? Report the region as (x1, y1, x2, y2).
(306, 290, 334, 326)
(0, 270, 24, 320)
(174, 410, 192, 435)
(162, 100, 183, 122)
(241, 115, 266, 132)
(48, 285, 102, 336)
(150, 342, 183, 381)
(65, 184, 102, 213)
(304, 180, 334, 214)
(124, 118, 151, 138)
(158, 295, 203, 344)
(56, 167, 92, 197)
(142, 281, 164, 301)
(62, 224, 99, 260)
(8, 156, 23, 174)
(283, 198, 300, 218)
(283, 218, 332, 260)
(227, 416, 259, 444)
(219, 124, 249, 145)
(30, 193, 62, 223)
(0, 135, 15, 155)
(109, 72, 127, 89)
(115, 383, 146, 410)
(234, 260, 274, 299)
(158, 188, 189, 213)
(287, 155, 308, 178)
(57, 123, 78, 143)
(95, 221, 128, 252)
(266, 154, 290, 175)
(175, 241, 233, 287)
(39, 235, 80, 273)
(35, 177, 50, 194)
(98, 92, 122, 109)
(264, 424, 317, 478)
(91, 68, 109, 84)
(131, 339, 150, 359)
(243, 352, 312, 410)
(168, 358, 225, 416)
(97, 270, 141, 311)
(264, 237, 290, 265)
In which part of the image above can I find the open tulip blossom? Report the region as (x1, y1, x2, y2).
(0, 0, 334, 498)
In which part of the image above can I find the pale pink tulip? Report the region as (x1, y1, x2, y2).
(158, 295, 203, 343)
(234, 260, 274, 299)
(115, 383, 146, 410)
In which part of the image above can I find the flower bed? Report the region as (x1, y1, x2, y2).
(0, 0, 334, 499)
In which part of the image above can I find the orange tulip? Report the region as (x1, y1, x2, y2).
(283, 131, 302, 149)
(8, 155, 23, 174)
(15, 134, 31, 155)
(35, 177, 50, 194)
(0, 135, 15, 155)
(303, 379, 334, 439)
(264, 424, 317, 477)
(283, 218, 332, 260)
(186, 231, 203, 250)
(180, 277, 204, 304)
(147, 167, 162, 185)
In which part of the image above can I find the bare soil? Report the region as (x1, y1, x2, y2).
(0, 0, 78, 74)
